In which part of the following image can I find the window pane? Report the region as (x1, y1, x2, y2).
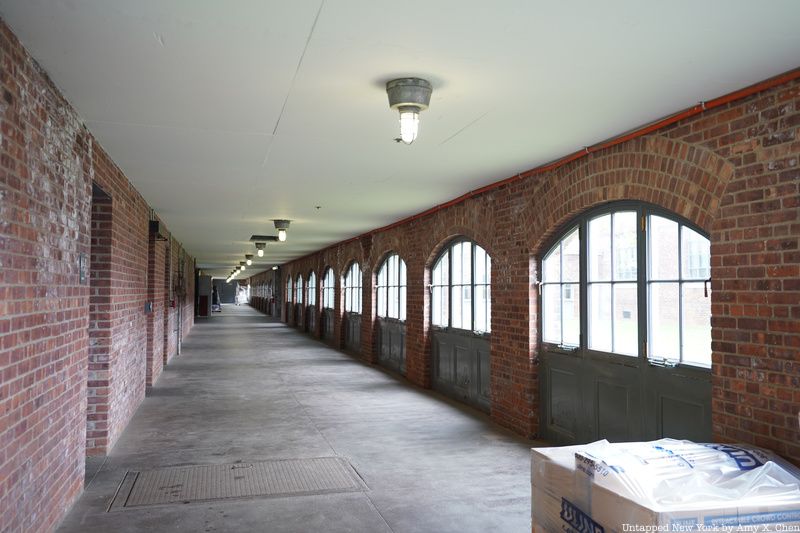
(433, 252, 448, 286)
(452, 243, 464, 285)
(613, 283, 638, 355)
(563, 283, 580, 346)
(589, 283, 612, 352)
(474, 284, 488, 332)
(399, 259, 406, 287)
(387, 256, 396, 285)
(543, 247, 560, 283)
(462, 284, 472, 330)
(451, 285, 472, 330)
(589, 215, 611, 281)
(461, 243, 472, 285)
(562, 229, 580, 283)
(682, 282, 711, 367)
(543, 285, 562, 344)
(399, 286, 406, 321)
(649, 282, 680, 361)
(649, 216, 679, 280)
(682, 226, 710, 280)
(388, 285, 398, 318)
(308, 274, 316, 306)
(485, 284, 491, 333)
(613, 211, 637, 281)
(451, 285, 463, 329)
(377, 286, 386, 317)
(475, 246, 488, 285)
(378, 263, 387, 286)
(435, 286, 448, 327)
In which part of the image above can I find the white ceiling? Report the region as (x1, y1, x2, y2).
(2, 1, 799, 278)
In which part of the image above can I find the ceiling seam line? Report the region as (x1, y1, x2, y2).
(438, 110, 493, 146)
(270, 0, 325, 138)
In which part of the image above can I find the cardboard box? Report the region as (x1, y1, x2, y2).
(532, 439, 800, 532)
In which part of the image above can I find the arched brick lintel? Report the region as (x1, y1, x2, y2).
(527, 135, 735, 256)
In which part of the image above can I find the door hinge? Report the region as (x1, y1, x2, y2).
(641, 214, 646, 232)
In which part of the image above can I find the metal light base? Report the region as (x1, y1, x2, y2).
(386, 78, 432, 111)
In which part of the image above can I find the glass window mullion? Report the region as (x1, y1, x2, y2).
(559, 241, 565, 345)
(610, 214, 616, 353)
(579, 221, 588, 352)
(471, 242, 476, 332)
(678, 225, 684, 364)
(637, 208, 646, 360)
(448, 248, 453, 328)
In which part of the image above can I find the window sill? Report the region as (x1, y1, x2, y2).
(433, 326, 491, 338)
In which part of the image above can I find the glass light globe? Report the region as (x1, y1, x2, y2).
(399, 111, 419, 144)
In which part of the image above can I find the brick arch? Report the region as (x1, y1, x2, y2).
(423, 226, 496, 270)
(370, 231, 404, 268)
(372, 247, 406, 274)
(341, 257, 362, 280)
(527, 135, 735, 256)
(321, 263, 336, 279)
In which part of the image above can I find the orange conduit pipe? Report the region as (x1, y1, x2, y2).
(290, 67, 800, 264)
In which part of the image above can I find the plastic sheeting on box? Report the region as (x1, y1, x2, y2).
(531, 439, 800, 532)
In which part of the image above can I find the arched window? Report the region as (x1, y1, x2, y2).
(307, 272, 317, 306)
(376, 253, 407, 320)
(541, 203, 711, 367)
(295, 274, 304, 305)
(322, 267, 335, 309)
(343, 262, 362, 313)
(286, 276, 293, 303)
(431, 240, 491, 333)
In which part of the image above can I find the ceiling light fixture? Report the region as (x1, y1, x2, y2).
(386, 78, 432, 145)
(240, 261, 246, 271)
(273, 220, 290, 242)
(245, 254, 253, 266)
(255, 242, 266, 257)
(272, 265, 278, 271)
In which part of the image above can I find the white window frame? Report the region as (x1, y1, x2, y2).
(343, 262, 362, 314)
(376, 253, 407, 321)
(430, 239, 491, 334)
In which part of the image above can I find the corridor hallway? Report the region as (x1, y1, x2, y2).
(59, 306, 532, 533)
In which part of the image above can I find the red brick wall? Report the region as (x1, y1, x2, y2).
(266, 76, 800, 463)
(145, 230, 194, 388)
(146, 234, 166, 387)
(0, 19, 195, 532)
(90, 142, 150, 457)
(0, 21, 92, 533)
(87, 189, 112, 454)
(164, 238, 176, 364)
(662, 84, 800, 460)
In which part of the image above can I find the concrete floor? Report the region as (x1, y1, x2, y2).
(58, 306, 534, 533)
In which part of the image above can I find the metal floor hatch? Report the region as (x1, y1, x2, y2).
(109, 457, 366, 510)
